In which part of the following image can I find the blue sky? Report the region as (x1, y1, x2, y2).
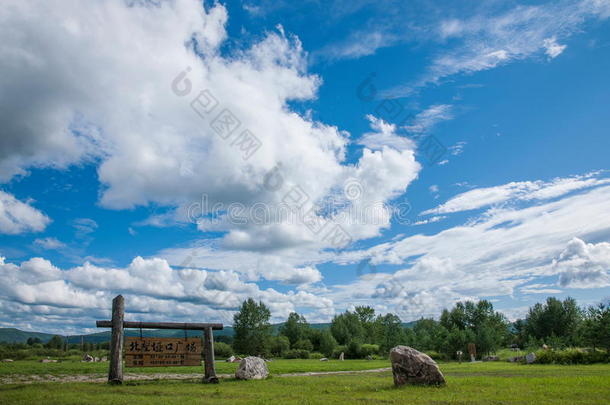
(1, 0, 610, 334)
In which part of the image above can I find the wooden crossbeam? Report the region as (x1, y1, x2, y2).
(96, 321, 223, 331)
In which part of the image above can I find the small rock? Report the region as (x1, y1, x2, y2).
(235, 356, 269, 380)
(101, 357, 107, 362)
(82, 354, 94, 362)
(94, 357, 100, 362)
(508, 356, 524, 363)
(1, 359, 13, 362)
(40, 358, 58, 363)
(319, 357, 328, 361)
(483, 355, 499, 362)
(526, 352, 536, 364)
(390, 346, 445, 386)
(226, 355, 236, 363)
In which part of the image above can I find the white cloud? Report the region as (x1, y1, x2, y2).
(33, 237, 66, 250)
(543, 36, 567, 58)
(387, 0, 610, 95)
(402, 104, 453, 135)
(422, 172, 610, 215)
(0, 191, 50, 234)
(449, 141, 466, 156)
(0, 0, 420, 251)
(320, 173, 610, 319)
(358, 115, 414, 152)
(412, 215, 445, 226)
(0, 254, 334, 330)
(553, 238, 610, 288)
(315, 30, 398, 61)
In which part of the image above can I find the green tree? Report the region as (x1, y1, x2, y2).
(581, 302, 610, 350)
(233, 298, 272, 355)
(330, 311, 364, 345)
(355, 306, 376, 342)
(525, 297, 582, 346)
(293, 338, 313, 352)
(319, 329, 337, 357)
(26, 337, 42, 346)
(374, 313, 407, 353)
(45, 335, 64, 349)
(279, 312, 309, 346)
(268, 335, 290, 357)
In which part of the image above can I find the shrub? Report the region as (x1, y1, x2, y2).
(346, 341, 362, 359)
(214, 342, 233, 359)
(292, 339, 314, 352)
(332, 345, 347, 359)
(309, 352, 324, 359)
(425, 350, 448, 361)
(360, 344, 380, 357)
(533, 349, 609, 364)
(283, 349, 310, 359)
(268, 336, 290, 357)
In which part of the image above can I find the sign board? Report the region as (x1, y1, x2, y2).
(125, 337, 201, 367)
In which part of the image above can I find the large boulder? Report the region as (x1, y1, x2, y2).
(235, 356, 269, 380)
(390, 346, 445, 386)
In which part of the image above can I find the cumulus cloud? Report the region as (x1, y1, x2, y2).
(0, 254, 334, 331)
(0, 191, 50, 234)
(553, 238, 610, 288)
(0, 0, 419, 251)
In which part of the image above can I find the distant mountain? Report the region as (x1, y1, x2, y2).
(0, 320, 417, 344)
(0, 328, 58, 344)
(0, 326, 235, 344)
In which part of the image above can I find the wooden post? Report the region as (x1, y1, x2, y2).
(203, 326, 218, 383)
(108, 295, 125, 384)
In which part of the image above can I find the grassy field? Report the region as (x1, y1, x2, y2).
(0, 358, 388, 376)
(0, 360, 609, 404)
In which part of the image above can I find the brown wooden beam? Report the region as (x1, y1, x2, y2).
(96, 321, 223, 331)
(108, 295, 124, 385)
(203, 326, 218, 383)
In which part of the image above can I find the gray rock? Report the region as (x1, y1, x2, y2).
(390, 346, 445, 386)
(483, 355, 499, 362)
(319, 357, 328, 361)
(40, 358, 58, 363)
(235, 356, 269, 380)
(82, 354, 94, 362)
(1, 359, 13, 362)
(226, 355, 235, 362)
(526, 352, 536, 364)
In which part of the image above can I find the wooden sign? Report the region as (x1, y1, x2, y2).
(125, 337, 201, 367)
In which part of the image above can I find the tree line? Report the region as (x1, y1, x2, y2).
(226, 297, 609, 360)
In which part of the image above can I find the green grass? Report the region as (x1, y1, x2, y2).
(1, 361, 609, 404)
(0, 358, 389, 377)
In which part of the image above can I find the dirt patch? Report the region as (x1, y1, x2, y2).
(0, 368, 392, 385)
